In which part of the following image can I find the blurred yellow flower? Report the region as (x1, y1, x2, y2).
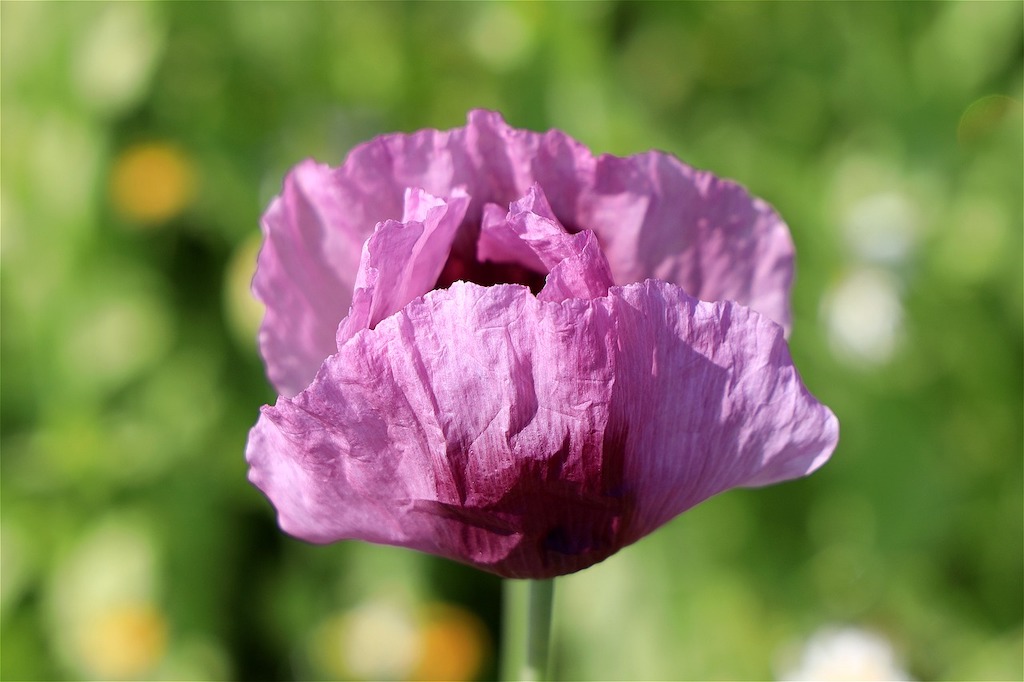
(48, 516, 169, 679)
(109, 142, 195, 224)
(412, 604, 489, 682)
(79, 601, 168, 679)
(224, 233, 266, 352)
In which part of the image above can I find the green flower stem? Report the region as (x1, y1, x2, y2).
(501, 578, 555, 681)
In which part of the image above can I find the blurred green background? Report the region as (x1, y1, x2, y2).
(1, 2, 1021, 680)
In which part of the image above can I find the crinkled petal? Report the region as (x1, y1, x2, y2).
(463, 110, 594, 218)
(478, 185, 614, 302)
(462, 112, 794, 328)
(248, 282, 618, 578)
(606, 280, 837, 541)
(246, 281, 837, 578)
(337, 188, 469, 346)
(538, 231, 614, 303)
(255, 128, 475, 396)
(476, 202, 548, 274)
(479, 185, 582, 272)
(254, 145, 455, 397)
(579, 152, 795, 331)
(256, 112, 797, 394)
(255, 160, 373, 397)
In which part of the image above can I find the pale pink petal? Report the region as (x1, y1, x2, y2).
(255, 160, 371, 397)
(336, 188, 469, 346)
(256, 112, 796, 397)
(578, 152, 795, 331)
(247, 281, 836, 578)
(255, 128, 475, 396)
(487, 185, 583, 271)
(476, 203, 546, 274)
(461, 113, 793, 328)
(248, 282, 619, 578)
(463, 110, 594, 219)
(475, 182, 565, 274)
(538, 231, 614, 303)
(477, 185, 614, 302)
(605, 280, 837, 542)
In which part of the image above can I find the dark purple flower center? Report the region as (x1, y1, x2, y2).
(434, 249, 546, 294)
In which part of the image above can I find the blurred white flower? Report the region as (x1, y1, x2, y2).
(343, 600, 420, 679)
(778, 626, 913, 681)
(821, 268, 903, 366)
(73, 4, 165, 114)
(467, 4, 535, 71)
(308, 598, 489, 681)
(842, 191, 920, 266)
(310, 599, 420, 680)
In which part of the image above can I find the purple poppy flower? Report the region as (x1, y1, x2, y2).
(246, 110, 838, 579)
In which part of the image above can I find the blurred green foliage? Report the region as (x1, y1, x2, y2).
(1, 2, 1021, 680)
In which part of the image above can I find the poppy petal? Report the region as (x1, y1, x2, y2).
(247, 281, 836, 578)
